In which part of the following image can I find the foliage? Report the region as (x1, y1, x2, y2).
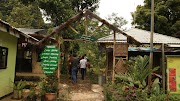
(116, 55, 159, 88)
(71, 0, 99, 12)
(104, 55, 180, 101)
(13, 80, 27, 91)
(29, 82, 44, 98)
(132, 0, 180, 36)
(41, 74, 58, 93)
(87, 70, 98, 84)
(77, 42, 106, 70)
(106, 13, 128, 29)
(0, 0, 44, 28)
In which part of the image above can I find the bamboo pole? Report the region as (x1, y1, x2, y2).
(112, 31, 116, 84)
(148, 0, 154, 87)
(69, 26, 79, 34)
(162, 43, 165, 91)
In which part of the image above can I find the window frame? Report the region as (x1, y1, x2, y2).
(0, 46, 8, 69)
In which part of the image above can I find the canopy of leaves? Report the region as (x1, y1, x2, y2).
(132, 0, 180, 36)
(106, 13, 128, 29)
(0, 0, 44, 28)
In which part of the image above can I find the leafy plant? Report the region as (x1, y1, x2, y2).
(13, 80, 27, 91)
(116, 55, 159, 88)
(105, 55, 180, 101)
(41, 74, 58, 93)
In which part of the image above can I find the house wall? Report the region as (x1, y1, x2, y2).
(167, 56, 180, 94)
(0, 31, 17, 97)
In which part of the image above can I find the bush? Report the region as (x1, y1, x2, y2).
(104, 55, 180, 101)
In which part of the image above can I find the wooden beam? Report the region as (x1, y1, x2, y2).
(63, 39, 96, 43)
(148, 0, 155, 87)
(57, 33, 61, 100)
(112, 31, 116, 84)
(90, 23, 104, 37)
(84, 9, 140, 45)
(162, 43, 165, 92)
(69, 25, 79, 34)
(37, 11, 84, 45)
(85, 14, 88, 35)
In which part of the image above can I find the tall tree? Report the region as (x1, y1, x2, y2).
(132, 0, 180, 36)
(36, 0, 99, 26)
(0, 0, 44, 28)
(71, 0, 99, 12)
(106, 13, 128, 29)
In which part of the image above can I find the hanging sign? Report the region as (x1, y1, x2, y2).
(75, 34, 97, 42)
(40, 45, 60, 74)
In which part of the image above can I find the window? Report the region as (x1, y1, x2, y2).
(0, 46, 8, 69)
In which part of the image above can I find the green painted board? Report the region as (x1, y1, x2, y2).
(40, 56, 60, 60)
(74, 34, 97, 42)
(41, 63, 58, 67)
(43, 48, 60, 53)
(40, 45, 60, 74)
(40, 53, 59, 56)
(45, 45, 56, 49)
(41, 60, 58, 64)
(42, 67, 57, 70)
(44, 71, 54, 74)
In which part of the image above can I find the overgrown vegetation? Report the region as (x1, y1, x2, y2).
(104, 55, 180, 101)
(132, 0, 180, 36)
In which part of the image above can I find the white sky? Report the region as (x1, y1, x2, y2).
(97, 0, 144, 29)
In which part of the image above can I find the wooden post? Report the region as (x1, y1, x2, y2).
(85, 14, 88, 36)
(57, 33, 61, 100)
(106, 48, 108, 81)
(112, 31, 116, 84)
(148, 0, 154, 87)
(162, 43, 165, 91)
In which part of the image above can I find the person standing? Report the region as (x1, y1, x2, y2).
(79, 56, 87, 80)
(71, 54, 79, 84)
(68, 54, 73, 79)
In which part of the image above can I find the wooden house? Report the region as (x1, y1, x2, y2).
(98, 28, 180, 90)
(16, 28, 57, 74)
(0, 19, 38, 98)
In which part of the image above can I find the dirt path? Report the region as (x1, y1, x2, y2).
(59, 74, 104, 101)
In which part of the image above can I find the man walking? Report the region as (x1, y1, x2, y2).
(71, 54, 79, 84)
(80, 56, 87, 80)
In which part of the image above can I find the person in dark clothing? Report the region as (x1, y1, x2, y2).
(68, 54, 73, 79)
(71, 54, 79, 84)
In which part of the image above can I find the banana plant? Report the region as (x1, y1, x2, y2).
(116, 55, 159, 88)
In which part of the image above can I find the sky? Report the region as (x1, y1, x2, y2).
(97, 0, 144, 29)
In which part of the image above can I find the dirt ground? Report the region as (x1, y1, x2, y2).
(59, 74, 104, 101)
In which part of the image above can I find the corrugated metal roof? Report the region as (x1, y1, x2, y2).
(97, 33, 127, 43)
(0, 19, 39, 43)
(97, 28, 180, 45)
(17, 28, 45, 34)
(125, 28, 180, 44)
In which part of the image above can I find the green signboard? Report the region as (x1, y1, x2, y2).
(40, 45, 60, 74)
(75, 34, 97, 42)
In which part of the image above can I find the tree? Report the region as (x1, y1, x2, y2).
(71, 0, 99, 12)
(0, 0, 44, 28)
(132, 0, 180, 36)
(106, 13, 128, 29)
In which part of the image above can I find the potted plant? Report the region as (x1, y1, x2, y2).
(13, 80, 27, 99)
(41, 74, 58, 101)
(25, 82, 43, 101)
